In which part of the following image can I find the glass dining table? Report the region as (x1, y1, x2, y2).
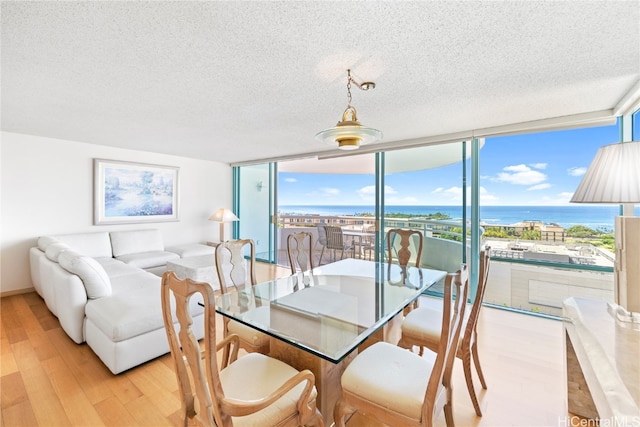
(215, 257, 447, 423)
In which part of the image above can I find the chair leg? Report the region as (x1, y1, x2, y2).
(319, 246, 326, 265)
(443, 386, 455, 427)
(462, 349, 483, 417)
(333, 398, 356, 427)
(306, 409, 325, 427)
(472, 340, 488, 389)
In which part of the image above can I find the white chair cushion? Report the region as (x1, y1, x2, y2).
(219, 352, 317, 427)
(45, 242, 70, 262)
(341, 341, 436, 421)
(402, 305, 471, 347)
(58, 250, 112, 299)
(401, 306, 442, 346)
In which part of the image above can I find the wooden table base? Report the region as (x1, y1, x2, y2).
(269, 338, 355, 424)
(268, 311, 404, 424)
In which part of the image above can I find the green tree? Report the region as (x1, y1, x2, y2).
(483, 228, 509, 238)
(566, 225, 598, 238)
(521, 230, 541, 240)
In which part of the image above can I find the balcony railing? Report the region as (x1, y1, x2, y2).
(279, 213, 615, 318)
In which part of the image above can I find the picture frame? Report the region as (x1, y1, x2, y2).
(93, 159, 179, 225)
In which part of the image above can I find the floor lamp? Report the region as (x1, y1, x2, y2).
(570, 140, 640, 315)
(209, 208, 239, 242)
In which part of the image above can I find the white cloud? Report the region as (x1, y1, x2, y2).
(358, 185, 375, 196)
(432, 187, 444, 194)
(442, 186, 463, 199)
(528, 183, 552, 191)
(357, 185, 397, 198)
(320, 187, 340, 196)
(284, 177, 297, 183)
(478, 186, 499, 203)
(567, 167, 587, 177)
(530, 163, 547, 170)
(496, 164, 547, 185)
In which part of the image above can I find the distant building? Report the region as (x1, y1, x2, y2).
(483, 220, 566, 242)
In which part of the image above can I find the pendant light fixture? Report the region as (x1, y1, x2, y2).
(315, 69, 382, 150)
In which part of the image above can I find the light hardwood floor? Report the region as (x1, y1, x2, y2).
(1, 262, 571, 427)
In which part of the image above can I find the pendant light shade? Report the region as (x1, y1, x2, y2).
(316, 70, 382, 150)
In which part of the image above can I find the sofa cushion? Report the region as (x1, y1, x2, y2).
(166, 243, 215, 258)
(96, 257, 144, 278)
(50, 232, 113, 258)
(85, 271, 203, 342)
(37, 236, 59, 252)
(116, 251, 179, 269)
(110, 229, 164, 257)
(45, 242, 70, 262)
(58, 250, 112, 299)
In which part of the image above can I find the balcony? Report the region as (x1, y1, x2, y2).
(277, 214, 615, 318)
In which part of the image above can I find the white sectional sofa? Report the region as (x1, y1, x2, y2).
(29, 229, 214, 374)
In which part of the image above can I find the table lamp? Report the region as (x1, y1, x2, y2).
(570, 140, 640, 315)
(209, 208, 239, 242)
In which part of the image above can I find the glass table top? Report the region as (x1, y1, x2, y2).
(215, 258, 447, 363)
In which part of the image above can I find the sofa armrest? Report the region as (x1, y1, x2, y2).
(50, 266, 88, 343)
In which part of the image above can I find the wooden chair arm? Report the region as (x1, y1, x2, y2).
(220, 369, 316, 417)
(216, 333, 240, 368)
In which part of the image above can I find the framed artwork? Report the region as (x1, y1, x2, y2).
(94, 159, 179, 225)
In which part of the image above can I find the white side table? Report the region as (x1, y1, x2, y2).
(166, 254, 220, 291)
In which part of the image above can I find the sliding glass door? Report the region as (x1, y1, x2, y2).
(234, 163, 277, 262)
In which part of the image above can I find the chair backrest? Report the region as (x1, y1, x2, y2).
(287, 231, 314, 274)
(462, 246, 491, 343)
(215, 239, 257, 294)
(325, 225, 346, 250)
(386, 228, 424, 268)
(161, 271, 230, 427)
(316, 224, 327, 245)
(422, 264, 469, 422)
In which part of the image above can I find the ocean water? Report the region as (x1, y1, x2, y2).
(278, 205, 640, 231)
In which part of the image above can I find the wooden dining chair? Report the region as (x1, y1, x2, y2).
(215, 239, 270, 355)
(287, 231, 314, 274)
(324, 225, 354, 261)
(398, 247, 491, 416)
(387, 228, 424, 312)
(387, 228, 424, 268)
(333, 265, 469, 427)
(161, 271, 325, 427)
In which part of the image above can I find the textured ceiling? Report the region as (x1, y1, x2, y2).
(2, 1, 639, 165)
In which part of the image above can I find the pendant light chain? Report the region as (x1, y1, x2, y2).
(346, 69, 353, 107)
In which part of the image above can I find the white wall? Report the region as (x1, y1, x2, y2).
(1, 132, 232, 295)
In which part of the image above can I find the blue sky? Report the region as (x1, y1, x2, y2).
(279, 122, 622, 206)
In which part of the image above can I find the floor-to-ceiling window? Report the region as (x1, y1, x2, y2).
(235, 115, 638, 317)
(480, 122, 623, 316)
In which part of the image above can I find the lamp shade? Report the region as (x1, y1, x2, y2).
(208, 208, 239, 222)
(570, 141, 640, 204)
